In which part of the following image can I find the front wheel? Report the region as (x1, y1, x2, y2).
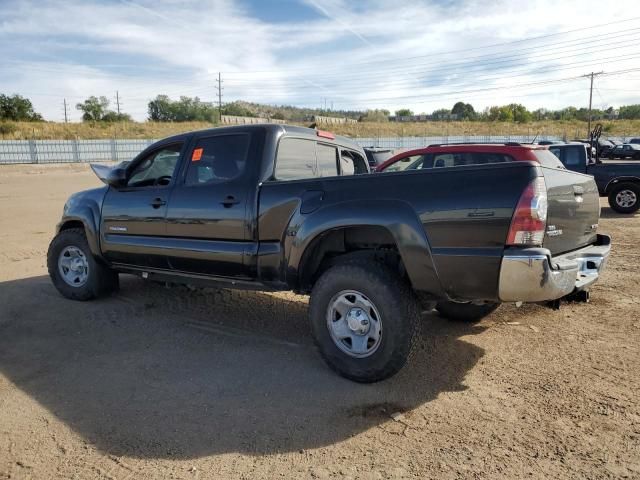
(47, 228, 119, 300)
(309, 261, 421, 383)
(608, 183, 640, 214)
(436, 301, 500, 322)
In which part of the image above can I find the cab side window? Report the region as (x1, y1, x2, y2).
(185, 134, 250, 186)
(316, 144, 338, 177)
(275, 138, 317, 180)
(127, 143, 182, 188)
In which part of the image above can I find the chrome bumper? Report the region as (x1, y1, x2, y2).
(498, 234, 611, 302)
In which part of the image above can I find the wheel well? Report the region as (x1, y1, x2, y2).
(297, 225, 406, 293)
(59, 220, 85, 232)
(606, 178, 640, 194)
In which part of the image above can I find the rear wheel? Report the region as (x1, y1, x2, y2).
(608, 183, 640, 214)
(436, 301, 500, 322)
(47, 228, 119, 300)
(309, 261, 420, 383)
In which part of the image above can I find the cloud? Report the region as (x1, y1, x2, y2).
(0, 0, 639, 121)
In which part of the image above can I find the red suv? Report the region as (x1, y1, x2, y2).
(375, 143, 563, 172)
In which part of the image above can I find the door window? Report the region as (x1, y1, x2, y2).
(385, 155, 425, 172)
(127, 144, 183, 187)
(185, 134, 250, 186)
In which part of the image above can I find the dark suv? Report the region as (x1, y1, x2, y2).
(608, 144, 640, 160)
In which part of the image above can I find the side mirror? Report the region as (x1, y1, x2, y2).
(106, 167, 127, 188)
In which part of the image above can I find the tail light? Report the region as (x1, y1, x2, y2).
(506, 176, 547, 246)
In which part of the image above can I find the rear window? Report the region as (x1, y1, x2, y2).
(533, 150, 566, 168)
(432, 152, 513, 168)
(274, 138, 348, 180)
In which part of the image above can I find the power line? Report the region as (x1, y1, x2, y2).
(221, 16, 640, 75)
(224, 32, 640, 85)
(224, 52, 640, 98)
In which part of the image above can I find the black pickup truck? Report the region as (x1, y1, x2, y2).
(548, 143, 640, 213)
(47, 125, 611, 382)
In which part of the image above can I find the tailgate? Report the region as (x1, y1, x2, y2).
(542, 167, 600, 255)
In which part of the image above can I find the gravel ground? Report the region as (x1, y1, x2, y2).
(0, 164, 638, 479)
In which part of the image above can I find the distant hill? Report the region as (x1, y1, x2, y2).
(223, 100, 364, 122)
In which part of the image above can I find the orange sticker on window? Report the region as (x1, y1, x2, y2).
(192, 148, 203, 161)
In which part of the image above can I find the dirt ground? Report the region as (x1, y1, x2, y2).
(0, 164, 638, 480)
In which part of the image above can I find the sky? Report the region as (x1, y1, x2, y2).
(1, 0, 639, 121)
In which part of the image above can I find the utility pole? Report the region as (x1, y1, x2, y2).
(216, 72, 223, 122)
(63, 98, 68, 123)
(115, 91, 121, 115)
(583, 71, 603, 137)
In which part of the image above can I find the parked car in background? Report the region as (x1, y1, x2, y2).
(607, 144, 640, 160)
(629, 138, 640, 144)
(596, 139, 616, 156)
(376, 143, 567, 173)
(548, 143, 640, 213)
(46, 128, 610, 382)
(363, 147, 395, 170)
(537, 140, 565, 145)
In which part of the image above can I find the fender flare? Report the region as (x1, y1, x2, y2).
(285, 199, 444, 296)
(56, 200, 103, 261)
(604, 176, 640, 194)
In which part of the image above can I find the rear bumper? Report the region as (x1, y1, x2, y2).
(498, 234, 611, 302)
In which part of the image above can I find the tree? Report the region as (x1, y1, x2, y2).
(359, 109, 389, 122)
(508, 103, 532, 123)
(395, 108, 413, 117)
(102, 111, 133, 122)
(223, 102, 256, 118)
(618, 104, 640, 119)
(0, 94, 43, 121)
(148, 95, 173, 121)
(147, 95, 218, 122)
(431, 108, 451, 120)
(76, 96, 110, 121)
(451, 102, 476, 120)
(532, 108, 548, 121)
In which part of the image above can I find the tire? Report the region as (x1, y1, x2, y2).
(47, 228, 119, 300)
(436, 301, 500, 322)
(608, 183, 640, 214)
(309, 261, 420, 383)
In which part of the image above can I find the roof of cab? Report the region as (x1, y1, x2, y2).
(155, 123, 362, 152)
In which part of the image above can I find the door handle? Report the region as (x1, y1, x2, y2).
(221, 195, 241, 208)
(573, 185, 584, 196)
(150, 197, 166, 209)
